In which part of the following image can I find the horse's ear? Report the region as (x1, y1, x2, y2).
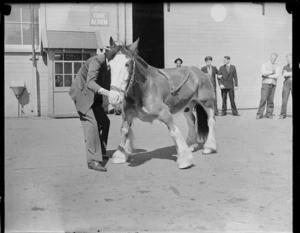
(109, 37, 117, 48)
(127, 38, 139, 53)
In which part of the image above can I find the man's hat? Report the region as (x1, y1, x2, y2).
(174, 58, 183, 64)
(205, 56, 213, 61)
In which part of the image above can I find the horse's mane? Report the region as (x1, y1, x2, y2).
(118, 46, 149, 69)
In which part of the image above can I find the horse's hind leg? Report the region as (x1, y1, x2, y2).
(158, 105, 193, 169)
(112, 109, 134, 164)
(201, 105, 217, 154)
(183, 104, 201, 152)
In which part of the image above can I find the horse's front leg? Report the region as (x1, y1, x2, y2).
(112, 109, 134, 164)
(158, 105, 194, 169)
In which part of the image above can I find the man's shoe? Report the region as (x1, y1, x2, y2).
(279, 115, 286, 119)
(266, 115, 273, 119)
(219, 112, 227, 116)
(88, 160, 107, 172)
(233, 113, 241, 116)
(215, 112, 219, 116)
(256, 115, 262, 120)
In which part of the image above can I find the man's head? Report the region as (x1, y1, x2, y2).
(286, 53, 292, 65)
(205, 56, 213, 66)
(269, 52, 278, 64)
(174, 58, 183, 68)
(223, 56, 230, 65)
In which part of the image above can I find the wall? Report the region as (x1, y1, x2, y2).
(4, 53, 48, 117)
(164, 3, 292, 109)
(5, 3, 133, 117)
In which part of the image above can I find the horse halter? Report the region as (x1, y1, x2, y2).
(110, 58, 136, 97)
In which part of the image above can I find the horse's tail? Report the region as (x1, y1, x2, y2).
(194, 103, 209, 143)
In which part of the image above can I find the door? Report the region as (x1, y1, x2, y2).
(53, 50, 94, 117)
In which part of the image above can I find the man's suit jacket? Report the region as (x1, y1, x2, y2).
(69, 54, 111, 115)
(218, 65, 238, 89)
(201, 65, 220, 89)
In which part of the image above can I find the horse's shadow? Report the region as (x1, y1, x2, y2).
(106, 143, 204, 167)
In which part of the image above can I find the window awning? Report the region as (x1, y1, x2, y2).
(41, 30, 103, 49)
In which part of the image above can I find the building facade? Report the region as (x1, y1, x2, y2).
(4, 3, 292, 117)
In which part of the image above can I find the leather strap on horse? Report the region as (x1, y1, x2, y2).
(158, 69, 190, 96)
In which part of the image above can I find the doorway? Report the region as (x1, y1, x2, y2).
(132, 3, 164, 68)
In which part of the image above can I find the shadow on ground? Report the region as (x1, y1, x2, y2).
(128, 146, 177, 167)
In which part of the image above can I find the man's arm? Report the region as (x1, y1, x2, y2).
(214, 67, 221, 86)
(261, 63, 274, 76)
(268, 66, 281, 80)
(217, 67, 224, 88)
(86, 57, 102, 93)
(233, 66, 238, 87)
(282, 67, 292, 79)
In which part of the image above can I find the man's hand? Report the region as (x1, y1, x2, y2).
(234, 86, 238, 91)
(220, 84, 225, 89)
(108, 90, 122, 106)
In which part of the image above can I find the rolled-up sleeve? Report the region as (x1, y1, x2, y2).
(86, 58, 102, 93)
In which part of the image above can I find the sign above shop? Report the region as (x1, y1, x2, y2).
(90, 12, 109, 26)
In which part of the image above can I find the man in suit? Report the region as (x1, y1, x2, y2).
(201, 56, 220, 116)
(69, 39, 121, 172)
(218, 56, 240, 116)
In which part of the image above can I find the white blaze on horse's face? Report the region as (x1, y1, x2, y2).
(109, 52, 131, 94)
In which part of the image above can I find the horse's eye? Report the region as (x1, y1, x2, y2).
(125, 63, 129, 67)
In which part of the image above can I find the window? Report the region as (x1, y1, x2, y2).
(54, 52, 92, 88)
(5, 4, 39, 46)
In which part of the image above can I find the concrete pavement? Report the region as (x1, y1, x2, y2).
(5, 108, 292, 233)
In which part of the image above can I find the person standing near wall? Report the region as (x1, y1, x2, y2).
(201, 56, 220, 116)
(69, 39, 120, 172)
(279, 53, 292, 119)
(256, 52, 281, 119)
(217, 56, 240, 116)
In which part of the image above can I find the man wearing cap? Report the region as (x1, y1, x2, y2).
(174, 58, 183, 68)
(69, 39, 120, 172)
(217, 56, 240, 116)
(201, 56, 220, 116)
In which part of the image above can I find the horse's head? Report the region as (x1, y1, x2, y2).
(108, 37, 140, 106)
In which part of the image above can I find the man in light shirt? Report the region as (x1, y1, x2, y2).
(279, 53, 292, 119)
(256, 52, 281, 119)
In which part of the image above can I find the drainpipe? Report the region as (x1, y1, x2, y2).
(117, 3, 120, 43)
(31, 4, 41, 116)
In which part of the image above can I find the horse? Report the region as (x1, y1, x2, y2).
(107, 37, 217, 169)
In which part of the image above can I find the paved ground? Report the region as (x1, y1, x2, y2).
(5, 108, 292, 233)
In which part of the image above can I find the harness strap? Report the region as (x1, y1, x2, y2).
(158, 69, 190, 96)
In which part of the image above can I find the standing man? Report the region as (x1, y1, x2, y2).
(201, 56, 220, 116)
(279, 53, 292, 119)
(256, 52, 281, 119)
(218, 56, 240, 116)
(69, 38, 121, 172)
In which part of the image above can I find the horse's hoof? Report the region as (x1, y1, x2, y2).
(202, 148, 216, 154)
(112, 150, 129, 164)
(177, 155, 193, 169)
(189, 144, 201, 152)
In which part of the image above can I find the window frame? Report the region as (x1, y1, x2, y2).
(5, 4, 40, 53)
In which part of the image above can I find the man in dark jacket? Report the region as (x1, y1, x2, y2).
(218, 56, 240, 116)
(69, 38, 120, 172)
(201, 56, 220, 116)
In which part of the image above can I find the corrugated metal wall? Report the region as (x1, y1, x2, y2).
(164, 2, 292, 109)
